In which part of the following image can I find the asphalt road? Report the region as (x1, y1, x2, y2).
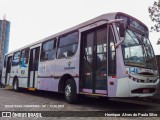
(0, 88, 160, 120)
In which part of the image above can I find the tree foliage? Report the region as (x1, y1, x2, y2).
(148, 0, 160, 44)
(148, 0, 160, 32)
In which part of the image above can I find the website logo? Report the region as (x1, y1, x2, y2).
(2, 112, 11, 117)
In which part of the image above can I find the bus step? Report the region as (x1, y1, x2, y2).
(28, 88, 36, 91)
(79, 92, 107, 97)
(6, 86, 12, 89)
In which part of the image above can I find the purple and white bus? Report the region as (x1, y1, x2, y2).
(1, 12, 159, 103)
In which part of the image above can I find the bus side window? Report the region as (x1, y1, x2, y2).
(57, 31, 79, 59)
(40, 39, 56, 61)
(12, 51, 20, 66)
(20, 48, 29, 64)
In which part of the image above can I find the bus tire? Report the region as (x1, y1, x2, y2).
(64, 79, 78, 104)
(13, 78, 19, 92)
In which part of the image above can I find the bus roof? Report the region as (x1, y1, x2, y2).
(6, 12, 147, 56)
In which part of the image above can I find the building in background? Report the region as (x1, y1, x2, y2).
(0, 16, 10, 70)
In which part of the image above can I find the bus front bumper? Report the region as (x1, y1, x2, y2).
(116, 77, 160, 97)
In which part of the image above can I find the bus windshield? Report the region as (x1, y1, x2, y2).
(122, 29, 157, 70)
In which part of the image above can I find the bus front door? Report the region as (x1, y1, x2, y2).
(28, 47, 40, 89)
(81, 26, 108, 95)
(5, 56, 12, 85)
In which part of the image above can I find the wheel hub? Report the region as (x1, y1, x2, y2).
(14, 81, 17, 90)
(65, 84, 71, 99)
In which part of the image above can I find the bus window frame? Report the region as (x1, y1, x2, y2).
(12, 51, 21, 66)
(40, 38, 57, 62)
(57, 30, 79, 59)
(19, 48, 30, 64)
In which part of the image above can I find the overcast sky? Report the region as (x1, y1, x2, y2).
(0, 0, 159, 54)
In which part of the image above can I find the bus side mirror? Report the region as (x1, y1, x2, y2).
(115, 22, 126, 48)
(108, 19, 126, 48)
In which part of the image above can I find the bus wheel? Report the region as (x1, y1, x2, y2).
(13, 78, 19, 92)
(64, 79, 78, 104)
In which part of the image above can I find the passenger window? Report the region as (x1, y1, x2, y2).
(20, 48, 29, 64)
(12, 51, 20, 66)
(41, 39, 56, 61)
(57, 31, 79, 59)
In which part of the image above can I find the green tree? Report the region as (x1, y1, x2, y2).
(148, 0, 160, 44)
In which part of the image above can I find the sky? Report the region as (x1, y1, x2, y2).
(0, 0, 159, 54)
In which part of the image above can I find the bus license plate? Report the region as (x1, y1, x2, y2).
(143, 89, 149, 93)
